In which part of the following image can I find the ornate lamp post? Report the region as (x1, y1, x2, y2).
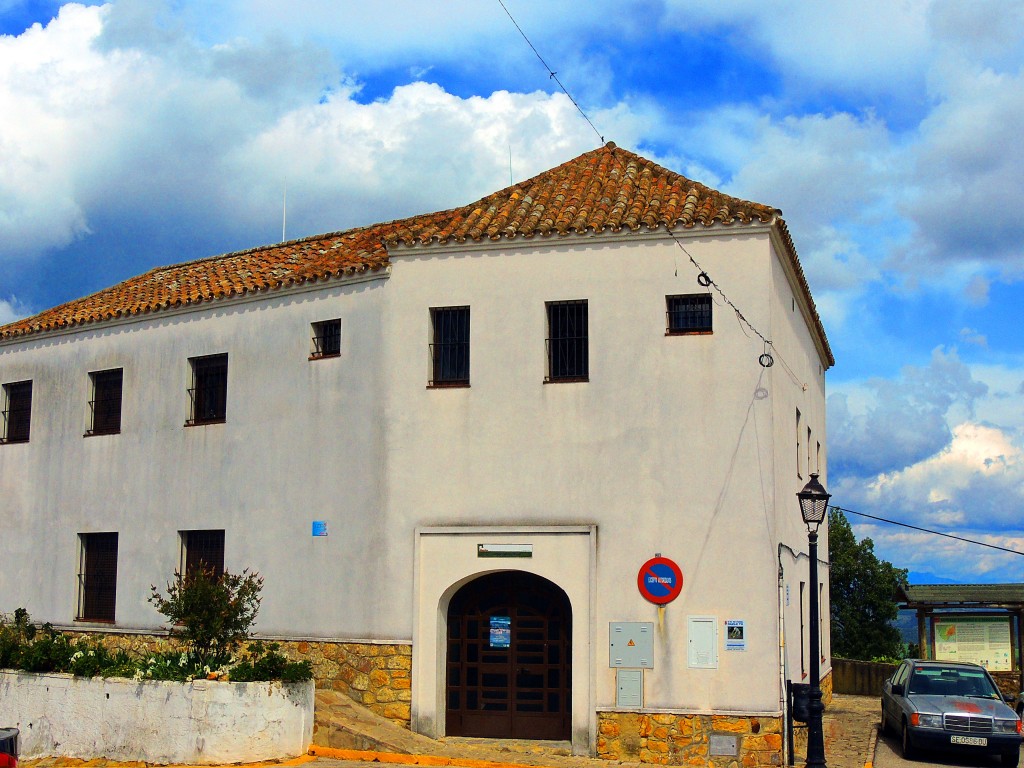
(797, 472, 831, 768)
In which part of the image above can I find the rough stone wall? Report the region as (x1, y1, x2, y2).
(820, 669, 833, 706)
(597, 712, 783, 766)
(63, 631, 413, 727)
(274, 639, 412, 726)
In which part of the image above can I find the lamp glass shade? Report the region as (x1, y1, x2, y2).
(798, 473, 831, 528)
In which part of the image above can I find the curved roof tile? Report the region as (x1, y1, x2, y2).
(0, 142, 831, 365)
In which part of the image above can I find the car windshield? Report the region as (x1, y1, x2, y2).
(907, 667, 1001, 698)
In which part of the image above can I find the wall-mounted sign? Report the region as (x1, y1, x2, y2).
(489, 616, 511, 648)
(312, 521, 328, 537)
(934, 616, 1012, 671)
(725, 620, 746, 651)
(637, 556, 683, 604)
(478, 544, 532, 558)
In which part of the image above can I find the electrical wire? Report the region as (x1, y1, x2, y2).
(831, 505, 1024, 558)
(496, 0, 604, 145)
(667, 227, 806, 386)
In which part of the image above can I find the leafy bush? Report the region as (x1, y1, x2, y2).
(0, 608, 35, 669)
(229, 642, 313, 683)
(18, 624, 74, 673)
(68, 640, 136, 678)
(149, 568, 263, 670)
(0, 592, 311, 683)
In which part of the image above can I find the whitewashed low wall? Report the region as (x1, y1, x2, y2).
(0, 671, 314, 764)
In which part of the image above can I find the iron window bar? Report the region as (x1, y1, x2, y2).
(429, 306, 470, 387)
(186, 355, 228, 426)
(77, 532, 118, 623)
(666, 294, 712, 334)
(86, 369, 123, 436)
(1, 381, 32, 444)
(182, 529, 225, 579)
(311, 319, 342, 359)
(545, 300, 588, 382)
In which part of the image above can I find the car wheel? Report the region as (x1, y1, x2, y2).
(1004, 749, 1021, 767)
(901, 722, 916, 760)
(880, 706, 889, 736)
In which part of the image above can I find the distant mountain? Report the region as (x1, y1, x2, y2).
(907, 571, 960, 585)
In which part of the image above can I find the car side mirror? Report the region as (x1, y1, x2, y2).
(1004, 694, 1017, 706)
(892, 683, 905, 696)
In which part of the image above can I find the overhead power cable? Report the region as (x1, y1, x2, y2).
(666, 228, 805, 385)
(496, 0, 604, 144)
(831, 505, 1024, 558)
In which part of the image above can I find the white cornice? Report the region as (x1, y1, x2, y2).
(387, 221, 776, 258)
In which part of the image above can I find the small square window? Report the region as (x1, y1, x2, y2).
(311, 319, 341, 359)
(181, 529, 225, 579)
(429, 307, 470, 387)
(187, 354, 228, 425)
(78, 532, 118, 623)
(87, 368, 123, 436)
(666, 294, 712, 334)
(546, 300, 588, 382)
(1, 380, 32, 444)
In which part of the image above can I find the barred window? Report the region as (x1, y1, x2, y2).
(1, 380, 32, 444)
(429, 306, 470, 387)
(87, 369, 123, 436)
(78, 532, 118, 623)
(311, 319, 342, 359)
(546, 300, 588, 382)
(181, 529, 225, 579)
(666, 294, 712, 334)
(187, 354, 228, 425)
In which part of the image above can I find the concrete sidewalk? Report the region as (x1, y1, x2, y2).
(22, 692, 880, 768)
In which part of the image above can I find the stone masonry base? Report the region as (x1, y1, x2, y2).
(597, 711, 783, 767)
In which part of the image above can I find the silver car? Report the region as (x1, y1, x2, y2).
(882, 660, 1021, 765)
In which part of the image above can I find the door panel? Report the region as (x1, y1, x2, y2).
(446, 571, 571, 739)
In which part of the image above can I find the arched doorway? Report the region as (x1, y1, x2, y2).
(445, 571, 572, 740)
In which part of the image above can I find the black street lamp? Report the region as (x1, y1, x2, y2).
(797, 472, 831, 768)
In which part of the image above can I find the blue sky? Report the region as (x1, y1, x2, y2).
(2, 0, 1023, 583)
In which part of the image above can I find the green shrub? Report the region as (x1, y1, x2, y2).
(0, 608, 35, 669)
(0, 581, 312, 684)
(229, 641, 312, 683)
(68, 639, 136, 678)
(149, 568, 263, 670)
(18, 624, 74, 672)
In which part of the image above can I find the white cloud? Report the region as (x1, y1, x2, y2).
(665, 0, 932, 99)
(0, 296, 29, 325)
(829, 347, 988, 477)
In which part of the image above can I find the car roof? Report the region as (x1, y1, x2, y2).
(910, 660, 986, 671)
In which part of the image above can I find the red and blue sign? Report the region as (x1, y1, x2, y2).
(637, 557, 683, 605)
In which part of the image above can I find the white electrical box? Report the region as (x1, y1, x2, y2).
(687, 615, 719, 669)
(609, 622, 654, 668)
(616, 668, 643, 708)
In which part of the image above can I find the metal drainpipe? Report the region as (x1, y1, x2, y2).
(778, 543, 790, 766)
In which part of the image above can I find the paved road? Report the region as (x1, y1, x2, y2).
(875, 728, 1006, 768)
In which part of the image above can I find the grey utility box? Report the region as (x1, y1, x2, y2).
(616, 668, 643, 708)
(609, 622, 654, 668)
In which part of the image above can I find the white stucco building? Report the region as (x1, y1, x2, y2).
(0, 143, 832, 765)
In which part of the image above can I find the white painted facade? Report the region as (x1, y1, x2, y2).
(0, 224, 830, 755)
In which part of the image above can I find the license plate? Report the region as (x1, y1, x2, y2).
(951, 735, 988, 746)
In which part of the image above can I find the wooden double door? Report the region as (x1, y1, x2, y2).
(445, 571, 572, 740)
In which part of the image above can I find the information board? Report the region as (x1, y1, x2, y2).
(933, 616, 1012, 671)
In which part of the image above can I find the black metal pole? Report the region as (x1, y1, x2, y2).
(806, 530, 827, 767)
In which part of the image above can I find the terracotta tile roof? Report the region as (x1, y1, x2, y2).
(0, 142, 832, 365)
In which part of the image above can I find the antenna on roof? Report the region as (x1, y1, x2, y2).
(282, 186, 287, 243)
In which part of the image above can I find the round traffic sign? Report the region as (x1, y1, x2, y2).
(637, 557, 683, 605)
